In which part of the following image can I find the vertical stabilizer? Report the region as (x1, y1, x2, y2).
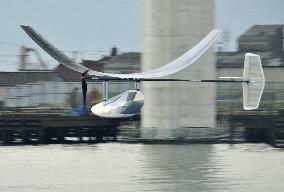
(242, 53, 265, 110)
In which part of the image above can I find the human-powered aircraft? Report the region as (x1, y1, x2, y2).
(20, 25, 265, 118)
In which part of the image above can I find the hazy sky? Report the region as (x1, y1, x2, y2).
(1, 0, 284, 71)
(216, 0, 284, 50)
(0, 0, 142, 71)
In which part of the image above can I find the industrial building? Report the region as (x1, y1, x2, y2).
(0, 48, 139, 108)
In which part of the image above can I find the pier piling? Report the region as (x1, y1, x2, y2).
(0, 114, 119, 145)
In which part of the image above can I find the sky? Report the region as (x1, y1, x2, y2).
(1, 0, 284, 71)
(0, 0, 142, 71)
(216, 0, 284, 50)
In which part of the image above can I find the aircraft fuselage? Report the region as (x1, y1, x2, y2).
(91, 90, 144, 118)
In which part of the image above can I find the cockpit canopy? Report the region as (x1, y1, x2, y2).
(103, 90, 143, 106)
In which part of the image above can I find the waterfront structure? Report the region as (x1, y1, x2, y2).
(142, 0, 216, 138)
(0, 51, 138, 108)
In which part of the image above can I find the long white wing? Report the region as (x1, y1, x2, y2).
(21, 25, 221, 79)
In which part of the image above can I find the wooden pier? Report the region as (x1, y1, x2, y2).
(1, 107, 284, 147)
(0, 113, 120, 145)
(218, 110, 284, 148)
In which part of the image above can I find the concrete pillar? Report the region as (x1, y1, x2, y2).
(142, 0, 216, 139)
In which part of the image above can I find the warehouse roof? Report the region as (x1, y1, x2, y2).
(0, 71, 61, 86)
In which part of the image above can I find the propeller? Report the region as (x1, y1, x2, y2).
(80, 71, 88, 110)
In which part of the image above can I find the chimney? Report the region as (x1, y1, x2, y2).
(110, 46, 118, 57)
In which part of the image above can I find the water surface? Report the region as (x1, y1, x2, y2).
(0, 143, 283, 192)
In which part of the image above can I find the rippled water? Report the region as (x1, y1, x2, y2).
(0, 143, 283, 192)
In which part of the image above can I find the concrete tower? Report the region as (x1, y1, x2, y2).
(142, 0, 216, 139)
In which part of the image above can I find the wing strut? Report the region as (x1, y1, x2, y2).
(102, 81, 109, 101)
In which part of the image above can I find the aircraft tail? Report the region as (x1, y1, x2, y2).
(219, 53, 265, 110)
(242, 53, 265, 110)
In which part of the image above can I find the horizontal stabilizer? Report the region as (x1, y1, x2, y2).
(242, 53, 265, 110)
